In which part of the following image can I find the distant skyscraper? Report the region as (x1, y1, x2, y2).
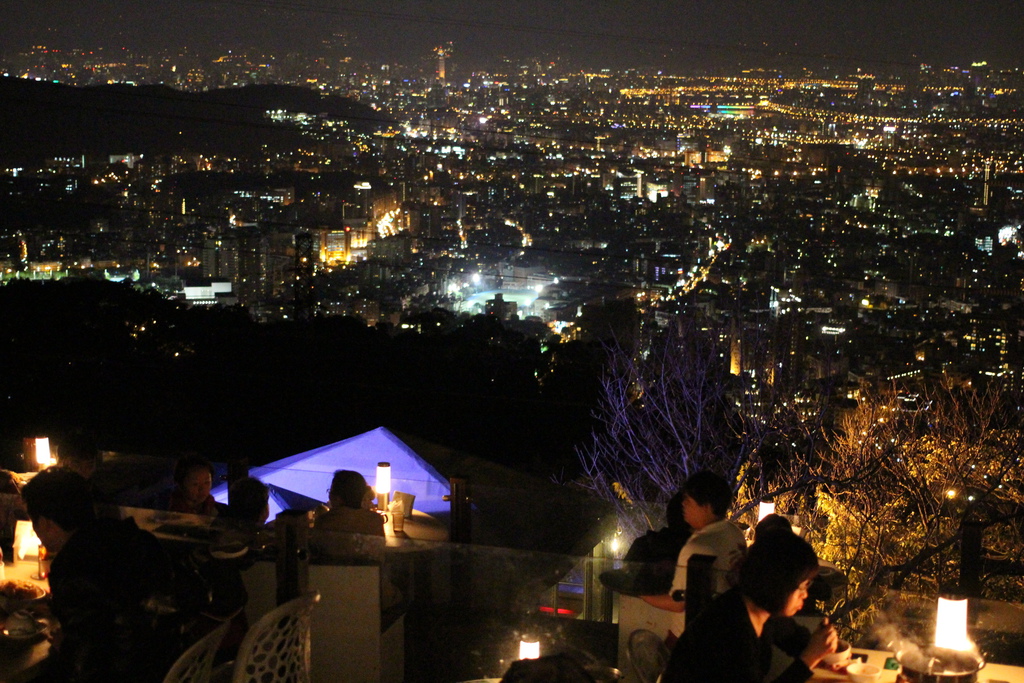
(202, 237, 238, 280)
(856, 75, 875, 106)
(236, 226, 268, 306)
(434, 43, 453, 86)
(983, 159, 992, 208)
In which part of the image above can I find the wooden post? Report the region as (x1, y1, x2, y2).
(447, 477, 471, 544)
(446, 477, 472, 612)
(275, 509, 311, 606)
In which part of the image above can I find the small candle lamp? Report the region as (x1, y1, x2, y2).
(518, 638, 540, 660)
(757, 501, 775, 523)
(375, 462, 391, 511)
(14, 520, 41, 561)
(24, 436, 55, 472)
(35, 437, 54, 468)
(935, 596, 972, 651)
(895, 595, 983, 679)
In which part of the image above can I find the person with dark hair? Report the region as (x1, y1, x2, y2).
(22, 467, 183, 683)
(601, 490, 692, 595)
(754, 512, 793, 541)
(642, 471, 746, 641)
(681, 470, 735, 517)
(661, 532, 838, 683)
(325, 469, 377, 513)
(169, 454, 219, 516)
(57, 432, 116, 511)
(22, 468, 95, 537)
(314, 470, 383, 536)
(312, 470, 384, 561)
(753, 512, 833, 613)
(665, 489, 688, 531)
(224, 477, 270, 524)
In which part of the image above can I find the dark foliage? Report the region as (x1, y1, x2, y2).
(0, 280, 599, 472)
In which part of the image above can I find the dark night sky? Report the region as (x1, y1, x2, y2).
(1, 0, 1021, 73)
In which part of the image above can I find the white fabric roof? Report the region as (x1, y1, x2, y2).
(212, 427, 452, 518)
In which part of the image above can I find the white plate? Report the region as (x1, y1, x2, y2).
(210, 544, 249, 560)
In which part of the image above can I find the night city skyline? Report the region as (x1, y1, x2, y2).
(2, 0, 1023, 73)
(2, 1, 1024, 678)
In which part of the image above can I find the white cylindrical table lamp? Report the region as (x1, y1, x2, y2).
(375, 462, 391, 511)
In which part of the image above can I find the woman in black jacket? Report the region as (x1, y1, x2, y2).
(662, 530, 838, 683)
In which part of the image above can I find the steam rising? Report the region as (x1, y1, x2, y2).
(872, 607, 983, 675)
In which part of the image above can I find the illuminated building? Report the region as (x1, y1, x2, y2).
(202, 237, 238, 280)
(485, 293, 517, 320)
(236, 227, 269, 306)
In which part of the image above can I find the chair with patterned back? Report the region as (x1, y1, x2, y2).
(231, 591, 321, 683)
(162, 620, 231, 683)
(627, 628, 670, 683)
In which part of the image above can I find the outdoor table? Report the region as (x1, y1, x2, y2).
(384, 509, 448, 548)
(810, 648, 1024, 683)
(0, 559, 52, 683)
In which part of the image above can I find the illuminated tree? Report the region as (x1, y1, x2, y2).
(792, 386, 1024, 635)
(576, 314, 1024, 636)
(575, 316, 830, 535)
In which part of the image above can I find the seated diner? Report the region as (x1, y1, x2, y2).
(312, 470, 385, 562)
(661, 529, 838, 683)
(167, 454, 220, 516)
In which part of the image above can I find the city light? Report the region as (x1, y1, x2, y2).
(518, 639, 540, 660)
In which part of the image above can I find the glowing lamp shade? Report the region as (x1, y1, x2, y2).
(757, 501, 776, 523)
(935, 596, 972, 651)
(375, 462, 391, 496)
(14, 520, 41, 560)
(35, 437, 54, 468)
(519, 639, 540, 660)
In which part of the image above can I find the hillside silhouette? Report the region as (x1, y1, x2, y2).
(0, 77, 392, 165)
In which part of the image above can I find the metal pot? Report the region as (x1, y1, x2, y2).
(896, 647, 984, 683)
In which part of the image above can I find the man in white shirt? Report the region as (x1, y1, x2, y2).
(641, 470, 746, 641)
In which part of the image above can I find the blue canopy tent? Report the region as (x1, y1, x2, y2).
(212, 427, 451, 518)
